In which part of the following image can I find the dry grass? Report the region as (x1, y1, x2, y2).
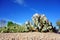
(0, 32, 60, 40)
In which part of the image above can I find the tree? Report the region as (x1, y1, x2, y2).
(56, 20, 60, 29)
(7, 21, 14, 27)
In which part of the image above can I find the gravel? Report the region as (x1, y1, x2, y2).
(0, 32, 60, 40)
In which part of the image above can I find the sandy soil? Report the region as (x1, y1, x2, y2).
(0, 32, 60, 40)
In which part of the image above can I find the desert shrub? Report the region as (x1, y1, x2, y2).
(0, 13, 57, 33)
(32, 13, 55, 32)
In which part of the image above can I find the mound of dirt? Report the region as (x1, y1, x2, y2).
(0, 32, 60, 40)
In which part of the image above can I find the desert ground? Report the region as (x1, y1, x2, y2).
(0, 32, 60, 40)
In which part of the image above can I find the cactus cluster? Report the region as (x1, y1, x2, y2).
(0, 13, 57, 33)
(25, 13, 54, 32)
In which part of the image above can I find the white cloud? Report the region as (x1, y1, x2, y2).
(30, 8, 38, 12)
(14, 0, 39, 13)
(14, 0, 25, 5)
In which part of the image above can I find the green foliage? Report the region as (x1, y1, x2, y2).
(0, 27, 8, 33)
(0, 13, 58, 33)
(0, 26, 28, 33)
(0, 21, 28, 33)
(7, 21, 14, 27)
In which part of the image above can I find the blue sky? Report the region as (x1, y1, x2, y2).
(0, 0, 60, 27)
